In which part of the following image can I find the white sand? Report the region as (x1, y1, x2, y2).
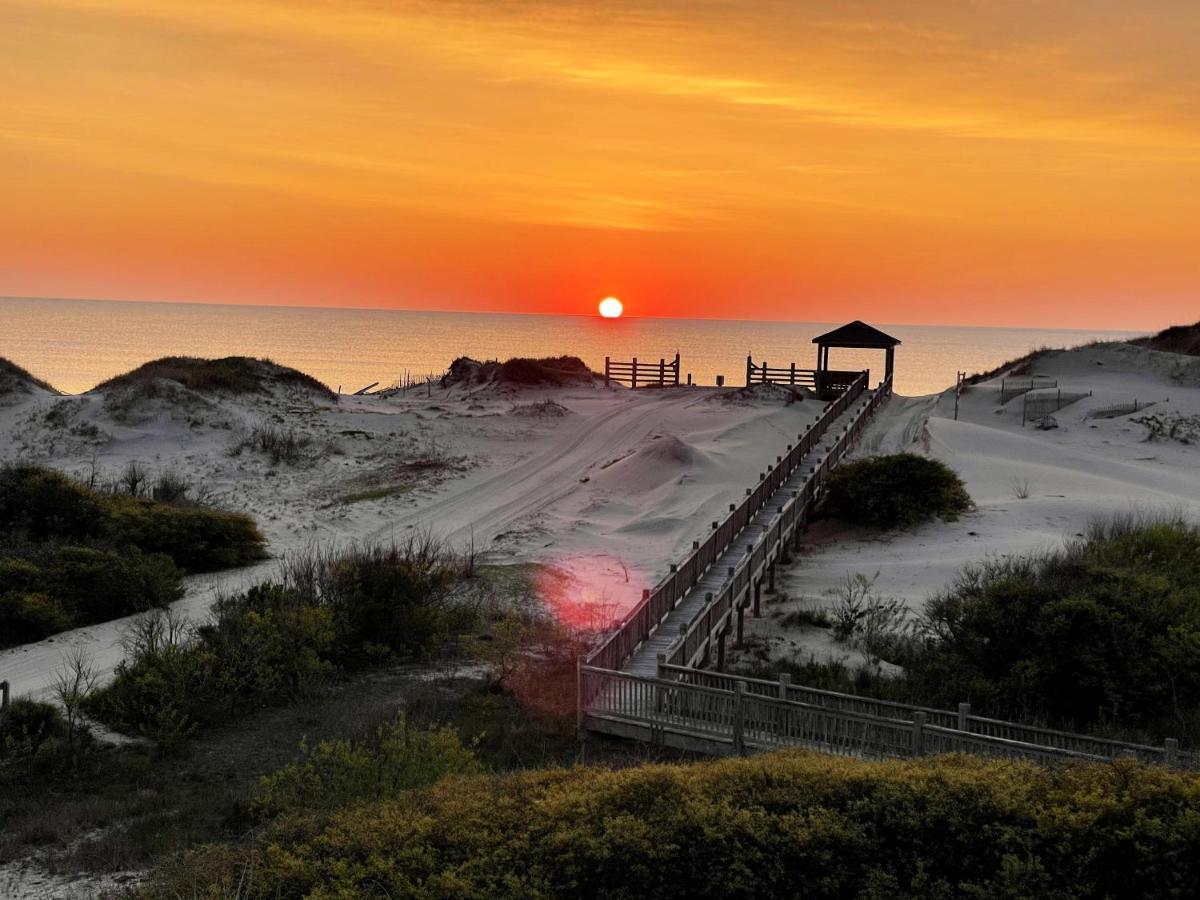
(4, 341, 1199, 695)
(742, 342, 1200, 669)
(0, 373, 812, 698)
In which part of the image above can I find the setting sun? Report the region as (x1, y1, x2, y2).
(598, 297, 624, 318)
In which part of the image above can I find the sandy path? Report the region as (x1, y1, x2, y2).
(367, 389, 683, 549)
(0, 388, 716, 700)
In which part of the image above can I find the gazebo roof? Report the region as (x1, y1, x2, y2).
(812, 320, 901, 349)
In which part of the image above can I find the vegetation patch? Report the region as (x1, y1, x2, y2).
(92, 356, 334, 400)
(1132, 319, 1200, 357)
(0, 464, 265, 647)
(85, 538, 476, 747)
(0, 356, 59, 397)
(823, 453, 971, 529)
(907, 515, 1200, 741)
(442, 356, 599, 389)
(145, 751, 1200, 899)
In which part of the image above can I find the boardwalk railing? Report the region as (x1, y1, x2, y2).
(584, 371, 875, 674)
(669, 377, 891, 669)
(604, 353, 680, 388)
(580, 666, 1194, 767)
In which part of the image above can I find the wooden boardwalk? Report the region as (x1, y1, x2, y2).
(621, 393, 857, 678)
(578, 370, 1196, 770)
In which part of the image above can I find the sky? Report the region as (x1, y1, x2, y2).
(3, 0, 1199, 329)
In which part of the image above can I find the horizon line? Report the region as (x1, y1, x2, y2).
(0, 293, 1155, 336)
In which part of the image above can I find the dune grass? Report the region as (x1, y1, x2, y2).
(92, 356, 334, 400)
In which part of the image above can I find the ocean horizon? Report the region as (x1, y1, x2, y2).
(2, 295, 1143, 397)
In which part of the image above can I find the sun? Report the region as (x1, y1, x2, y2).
(598, 296, 623, 318)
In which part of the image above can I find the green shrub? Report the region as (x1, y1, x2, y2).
(908, 515, 1200, 740)
(255, 713, 479, 817)
(824, 453, 971, 529)
(0, 547, 182, 648)
(0, 464, 265, 646)
(146, 752, 1200, 899)
(104, 495, 266, 571)
(0, 591, 73, 645)
(0, 465, 106, 541)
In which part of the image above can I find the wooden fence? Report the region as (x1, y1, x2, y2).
(583, 371, 875, 674)
(745, 357, 818, 389)
(1021, 388, 1092, 425)
(1091, 399, 1154, 419)
(1000, 375, 1056, 403)
(604, 353, 680, 388)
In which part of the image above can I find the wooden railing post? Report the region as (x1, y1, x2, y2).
(746, 355, 753, 388)
(576, 656, 584, 735)
(659, 357, 666, 386)
(911, 711, 927, 756)
(674, 352, 681, 385)
(0, 680, 9, 713)
(957, 702, 970, 731)
(733, 681, 746, 755)
(1165, 738, 1179, 767)
(632, 357, 638, 390)
(779, 673, 790, 699)
(604, 356, 610, 387)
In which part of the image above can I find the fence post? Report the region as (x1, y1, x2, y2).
(674, 353, 681, 386)
(761, 360, 768, 384)
(779, 673, 790, 699)
(957, 702, 970, 731)
(604, 356, 610, 387)
(632, 357, 638, 390)
(659, 357, 665, 386)
(733, 681, 746, 755)
(911, 711, 927, 756)
(789, 362, 796, 385)
(576, 656, 584, 735)
(746, 355, 753, 388)
(1165, 738, 1179, 767)
(0, 680, 9, 713)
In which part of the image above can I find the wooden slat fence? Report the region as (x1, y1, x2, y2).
(745, 357, 818, 389)
(1000, 376, 1056, 403)
(605, 353, 680, 388)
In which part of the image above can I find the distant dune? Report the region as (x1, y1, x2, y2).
(1132, 319, 1200, 357)
(0, 356, 59, 398)
(91, 355, 335, 400)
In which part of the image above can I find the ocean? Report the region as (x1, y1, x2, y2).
(2, 296, 1142, 397)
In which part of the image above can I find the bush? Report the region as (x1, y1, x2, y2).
(146, 752, 1200, 899)
(255, 713, 479, 817)
(0, 464, 265, 646)
(908, 515, 1200, 740)
(0, 591, 73, 645)
(824, 453, 971, 529)
(0, 464, 106, 541)
(104, 495, 266, 571)
(0, 547, 181, 647)
(89, 540, 470, 745)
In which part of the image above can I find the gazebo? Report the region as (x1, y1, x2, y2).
(812, 320, 900, 398)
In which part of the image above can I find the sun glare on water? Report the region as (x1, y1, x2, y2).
(598, 296, 623, 318)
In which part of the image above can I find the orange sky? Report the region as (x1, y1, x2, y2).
(3, 0, 1198, 329)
